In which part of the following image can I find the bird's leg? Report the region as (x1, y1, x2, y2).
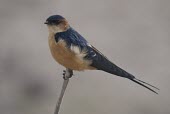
(63, 69, 73, 80)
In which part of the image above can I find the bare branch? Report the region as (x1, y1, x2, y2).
(54, 68, 73, 114)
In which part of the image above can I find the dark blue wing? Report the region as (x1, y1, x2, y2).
(55, 27, 88, 50)
(85, 45, 135, 79)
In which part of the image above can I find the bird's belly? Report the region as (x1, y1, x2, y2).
(48, 37, 95, 71)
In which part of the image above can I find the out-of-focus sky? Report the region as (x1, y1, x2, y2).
(0, 0, 170, 114)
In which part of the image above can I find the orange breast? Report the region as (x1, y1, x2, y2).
(48, 35, 96, 71)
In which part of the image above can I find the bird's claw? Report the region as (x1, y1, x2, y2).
(63, 70, 73, 80)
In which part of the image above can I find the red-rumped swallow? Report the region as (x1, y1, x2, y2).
(45, 15, 159, 94)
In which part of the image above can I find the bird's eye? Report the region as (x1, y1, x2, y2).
(48, 20, 62, 25)
(55, 20, 61, 24)
(51, 20, 61, 25)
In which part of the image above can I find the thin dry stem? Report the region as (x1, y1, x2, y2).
(54, 68, 73, 114)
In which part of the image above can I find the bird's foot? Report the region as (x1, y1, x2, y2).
(63, 69, 73, 80)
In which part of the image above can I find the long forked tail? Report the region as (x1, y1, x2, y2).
(103, 62, 159, 94)
(129, 78, 159, 94)
(108, 65, 159, 94)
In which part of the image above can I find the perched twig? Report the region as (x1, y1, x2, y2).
(54, 68, 73, 114)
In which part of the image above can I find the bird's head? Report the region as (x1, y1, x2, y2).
(45, 15, 69, 34)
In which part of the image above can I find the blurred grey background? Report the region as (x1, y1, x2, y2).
(0, 0, 169, 114)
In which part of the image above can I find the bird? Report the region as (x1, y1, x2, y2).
(44, 15, 159, 94)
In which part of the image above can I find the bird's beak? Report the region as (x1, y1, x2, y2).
(44, 21, 49, 24)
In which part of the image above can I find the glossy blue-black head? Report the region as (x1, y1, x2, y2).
(45, 15, 69, 33)
(44, 15, 65, 25)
